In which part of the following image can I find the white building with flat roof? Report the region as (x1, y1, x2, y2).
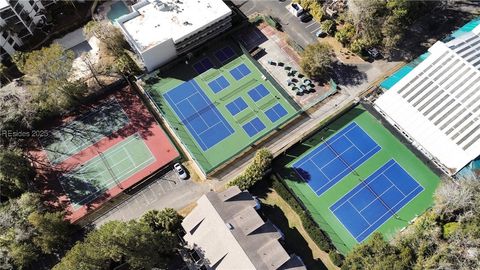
(374, 24, 480, 175)
(117, 0, 232, 72)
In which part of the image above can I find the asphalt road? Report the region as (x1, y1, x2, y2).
(93, 169, 211, 226)
(233, 0, 321, 48)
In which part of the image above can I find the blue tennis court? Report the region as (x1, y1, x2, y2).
(193, 58, 214, 74)
(163, 80, 234, 151)
(292, 122, 381, 196)
(242, 117, 266, 137)
(230, 64, 251, 80)
(226, 97, 248, 116)
(208, 76, 230, 93)
(215, 46, 236, 63)
(330, 159, 424, 242)
(265, 103, 288, 123)
(248, 84, 270, 102)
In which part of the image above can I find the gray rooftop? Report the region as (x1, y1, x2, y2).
(182, 186, 306, 270)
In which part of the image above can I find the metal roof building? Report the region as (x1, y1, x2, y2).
(374, 25, 480, 175)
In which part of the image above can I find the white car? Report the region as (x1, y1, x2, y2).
(174, 163, 188, 180)
(288, 3, 304, 17)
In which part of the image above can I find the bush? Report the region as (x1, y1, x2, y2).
(228, 149, 273, 190)
(264, 15, 282, 30)
(329, 250, 344, 266)
(335, 23, 355, 46)
(271, 177, 334, 252)
(298, 0, 323, 21)
(321, 19, 336, 36)
(442, 222, 459, 239)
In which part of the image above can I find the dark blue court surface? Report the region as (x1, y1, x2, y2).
(215, 46, 236, 63)
(163, 80, 234, 151)
(330, 159, 424, 242)
(230, 64, 251, 80)
(265, 103, 288, 123)
(208, 76, 230, 93)
(226, 97, 248, 116)
(193, 58, 214, 74)
(292, 122, 381, 196)
(248, 84, 270, 102)
(242, 117, 266, 137)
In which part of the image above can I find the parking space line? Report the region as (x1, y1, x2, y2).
(310, 26, 321, 34)
(305, 22, 317, 28)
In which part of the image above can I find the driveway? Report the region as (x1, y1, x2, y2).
(233, 0, 321, 48)
(93, 170, 211, 227)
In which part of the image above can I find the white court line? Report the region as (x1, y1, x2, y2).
(354, 185, 424, 242)
(330, 161, 397, 212)
(329, 161, 425, 242)
(358, 185, 395, 212)
(384, 173, 407, 196)
(62, 134, 156, 207)
(293, 122, 358, 168)
(348, 201, 372, 225)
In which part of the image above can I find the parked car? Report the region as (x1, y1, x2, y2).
(299, 11, 313, 23)
(174, 163, 188, 180)
(288, 2, 304, 17)
(315, 29, 326, 37)
(367, 47, 381, 59)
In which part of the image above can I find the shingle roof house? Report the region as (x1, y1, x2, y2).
(181, 186, 306, 270)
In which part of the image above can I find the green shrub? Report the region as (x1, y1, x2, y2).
(335, 23, 355, 46)
(329, 250, 344, 266)
(228, 149, 273, 190)
(271, 177, 334, 252)
(298, 0, 323, 21)
(443, 222, 459, 239)
(264, 15, 282, 30)
(321, 20, 336, 36)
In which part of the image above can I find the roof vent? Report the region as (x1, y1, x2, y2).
(225, 223, 233, 230)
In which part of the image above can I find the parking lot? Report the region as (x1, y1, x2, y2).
(233, 0, 321, 48)
(93, 169, 211, 227)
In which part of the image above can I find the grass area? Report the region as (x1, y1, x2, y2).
(275, 105, 440, 254)
(261, 190, 339, 270)
(249, 178, 338, 270)
(142, 38, 300, 174)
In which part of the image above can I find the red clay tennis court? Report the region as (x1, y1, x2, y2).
(30, 86, 179, 223)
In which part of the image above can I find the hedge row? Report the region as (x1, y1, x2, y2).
(328, 250, 344, 267)
(271, 177, 334, 252)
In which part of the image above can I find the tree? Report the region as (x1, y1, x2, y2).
(300, 42, 333, 78)
(12, 44, 86, 115)
(84, 21, 126, 56)
(0, 149, 35, 198)
(141, 208, 183, 233)
(228, 148, 273, 190)
(341, 232, 411, 270)
(54, 220, 179, 270)
(347, 0, 385, 47)
(0, 63, 10, 85)
(0, 193, 72, 269)
(84, 21, 139, 77)
(28, 211, 72, 254)
(0, 79, 36, 133)
(335, 23, 355, 46)
(321, 20, 336, 36)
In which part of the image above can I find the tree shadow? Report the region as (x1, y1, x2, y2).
(329, 61, 367, 87)
(260, 204, 328, 270)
